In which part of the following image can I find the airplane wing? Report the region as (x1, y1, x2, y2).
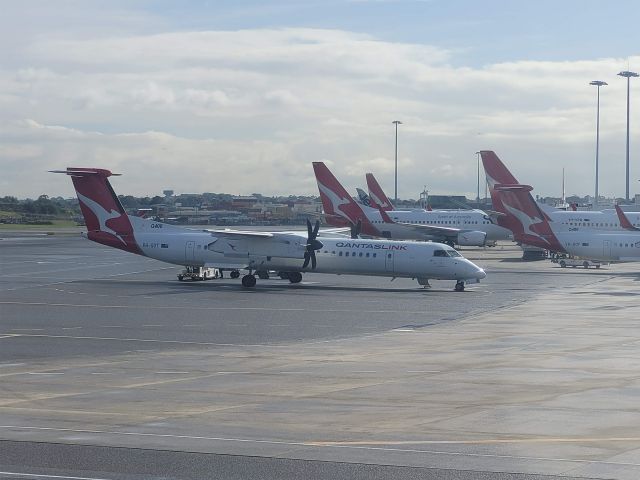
(204, 229, 275, 238)
(392, 221, 461, 236)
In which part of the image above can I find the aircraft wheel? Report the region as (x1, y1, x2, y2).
(278, 271, 290, 280)
(241, 274, 256, 288)
(583, 261, 589, 269)
(596, 265, 601, 269)
(454, 281, 465, 292)
(230, 270, 240, 279)
(177, 275, 184, 281)
(559, 260, 567, 268)
(288, 272, 303, 284)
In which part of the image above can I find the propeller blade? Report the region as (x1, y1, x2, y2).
(311, 251, 317, 269)
(302, 251, 310, 269)
(306, 219, 313, 238)
(350, 219, 362, 239)
(312, 220, 320, 238)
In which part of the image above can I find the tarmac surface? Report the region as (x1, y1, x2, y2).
(1, 230, 640, 479)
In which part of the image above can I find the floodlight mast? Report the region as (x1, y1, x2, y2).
(590, 80, 607, 208)
(618, 70, 638, 202)
(392, 120, 402, 203)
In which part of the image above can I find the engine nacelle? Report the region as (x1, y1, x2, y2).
(456, 230, 487, 246)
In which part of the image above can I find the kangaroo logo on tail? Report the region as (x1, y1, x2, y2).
(312, 162, 379, 236)
(480, 152, 566, 253)
(51, 168, 142, 254)
(366, 173, 394, 211)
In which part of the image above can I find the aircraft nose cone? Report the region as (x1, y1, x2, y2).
(476, 268, 487, 279)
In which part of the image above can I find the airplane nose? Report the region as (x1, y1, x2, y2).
(476, 268, 487, 279)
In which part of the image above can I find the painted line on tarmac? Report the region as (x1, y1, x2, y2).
(1, 425, 640, 468)
(0, 471, 112, 480)
(1, 333, 290, 348)
(0, 301, 428, 315)
(1, 267, 175, 292)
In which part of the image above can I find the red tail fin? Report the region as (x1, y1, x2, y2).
(366, 173, 394, 211)
(491, 184, 565, 252)
(312, 162, 379, 236)
(615, 204, 640, 231)
(52, 168, 141, 254)
(480, 151, 564, 252)
(480, 150, 522, 218)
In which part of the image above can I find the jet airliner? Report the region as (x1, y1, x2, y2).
(314, 162, 511, 247)
(481, 151, 640, 262)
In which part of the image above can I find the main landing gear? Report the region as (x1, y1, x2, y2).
(240, 271, 303, 288)
(241, 274, 257, 288)
(454, 280, 465, 292)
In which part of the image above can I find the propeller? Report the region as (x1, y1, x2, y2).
(303, 219, 323, 269)
(350, 218, 362, 239)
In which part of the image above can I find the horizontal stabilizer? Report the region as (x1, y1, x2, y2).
(50, 168, 121, 177)
(494, 184, 533, 192)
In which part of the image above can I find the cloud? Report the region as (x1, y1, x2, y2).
(1, 20, 638, 200)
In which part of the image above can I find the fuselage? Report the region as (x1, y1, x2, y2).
(128, 217, 486, 281)
(364, 207, 512, 242)
(548, 209, 640, 233)
(554, 231, 640, 261)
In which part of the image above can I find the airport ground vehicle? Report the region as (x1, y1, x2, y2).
(552, 256, 602, 269)
(177, 266, 220, 281)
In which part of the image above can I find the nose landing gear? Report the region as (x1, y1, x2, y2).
(454, 280, 465, 292)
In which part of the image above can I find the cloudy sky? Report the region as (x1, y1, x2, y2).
(1, 1, 639, 200)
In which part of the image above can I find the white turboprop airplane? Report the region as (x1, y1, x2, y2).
(53, 167, 486, 291)
(481, 150, 640, 232)
(314, 162, 510, 247)
(480, 151, 640, 262)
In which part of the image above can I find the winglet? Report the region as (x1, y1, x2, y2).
(615, 204, 640, 231)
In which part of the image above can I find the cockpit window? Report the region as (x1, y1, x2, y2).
(434, 249, 461, 257)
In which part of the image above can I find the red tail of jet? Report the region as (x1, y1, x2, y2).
(480, 152, 565, 253)
(365, 173, 394, 211)
(51, 168, 142, 254)
(312, 162, 379, 236)
(615, 204, 640, 231)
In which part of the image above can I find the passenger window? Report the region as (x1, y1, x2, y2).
(359, 252, 363, 257)
(366, 253, 370, 257)
(345, 252, 349, 257)
(373, 253, 377, 258)
(339, 251, 343, 256)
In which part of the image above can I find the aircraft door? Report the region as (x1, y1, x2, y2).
(603, 240, 611, 259)
(385, 251, 394, 272)
(185, 240, 195, 263)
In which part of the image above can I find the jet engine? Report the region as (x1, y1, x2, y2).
(456, 230, 487, 246)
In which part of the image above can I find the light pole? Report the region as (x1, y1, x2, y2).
(618, 70, 638, 201)
(392, 120, 402, 203)
(475, 151, 481, 205)
(590, 80, 607, 208)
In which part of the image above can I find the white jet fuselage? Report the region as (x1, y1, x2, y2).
(379, 209, 512, 242)
(554, 231, 640, 261)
